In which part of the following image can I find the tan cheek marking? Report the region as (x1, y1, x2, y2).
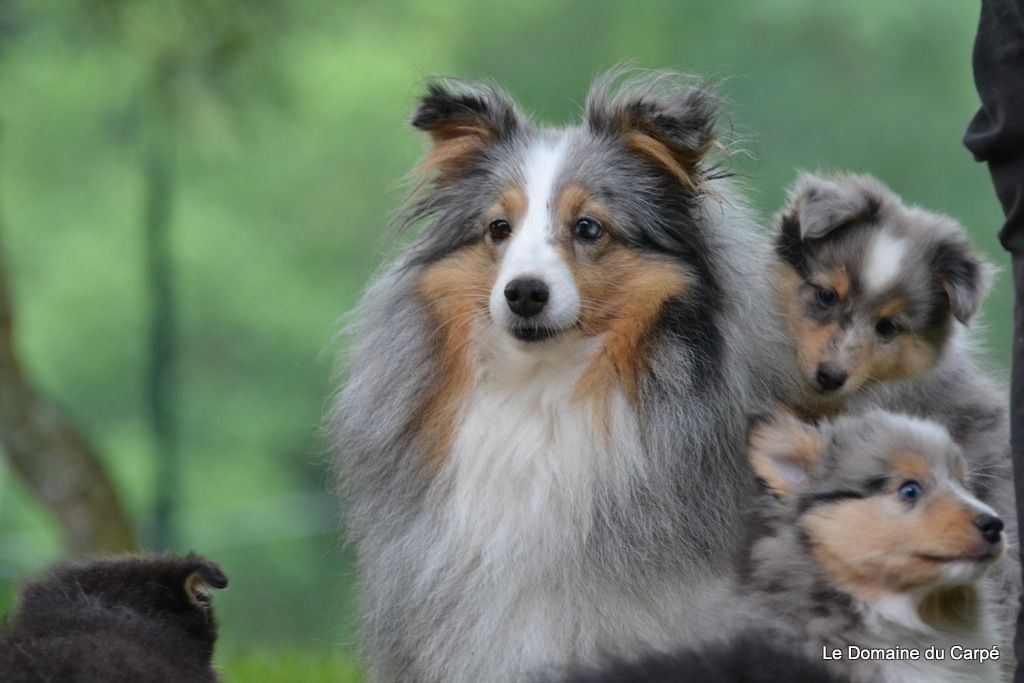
(804, 492, 990, 599)
(916, 493, 988, 555)
(415, 244, 495, 467)
(571, 247, 690, 407)
(803, 499, 944, 599)
(869, 334, 937, 382)
(775, 267, 839, 383)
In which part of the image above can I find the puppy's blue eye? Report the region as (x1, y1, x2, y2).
(897, 481, 923, 502)
(816, 287, 839, 307)
(572, 218, 603, 241)
(489, 219, 512, 241)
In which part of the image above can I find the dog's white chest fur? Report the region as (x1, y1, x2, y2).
(411, 336, 712, 681)
(441, 337, 630, 559)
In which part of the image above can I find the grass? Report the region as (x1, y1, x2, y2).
(218, 651, 364, 683)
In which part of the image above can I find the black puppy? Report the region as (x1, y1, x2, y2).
(0, 553, 228, 682)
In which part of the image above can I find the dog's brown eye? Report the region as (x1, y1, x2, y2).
(875, 317, 899, 338)
(816, 287, 838, 307)
(489, 219, 512, 242)
(572, 217, 603, 241)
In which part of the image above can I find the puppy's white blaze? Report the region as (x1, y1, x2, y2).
(489, 137, 580, 333)
(863, 232, 906, 292)
(952, 480, 1000, 520)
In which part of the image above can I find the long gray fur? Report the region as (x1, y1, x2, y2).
(329, 70, 789, 682)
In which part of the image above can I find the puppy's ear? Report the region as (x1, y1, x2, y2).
(411, 79, 523, 176)
(586, 69, 718, 192)
(747, 411, 825, 500)
(788, 174, 876, 241)
(932, 236, 994, 325)
(182, 555, 229, 610)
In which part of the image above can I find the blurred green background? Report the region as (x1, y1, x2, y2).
(0, 0, 1009, 679)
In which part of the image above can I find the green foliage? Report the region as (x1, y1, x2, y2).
(0, 0, 1009, 664)
(219, 651, 363, 682)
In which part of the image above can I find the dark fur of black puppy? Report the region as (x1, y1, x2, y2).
(0, 553, 228, 683)
(561, 633, 851, 683)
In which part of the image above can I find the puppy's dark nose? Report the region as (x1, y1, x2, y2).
(504, 278, 549, 318)
(815, 363, 848, 392)
(973, 514, 1004, 544)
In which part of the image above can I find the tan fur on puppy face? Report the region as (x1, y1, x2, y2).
(776, 266, 845, 398)
(802, 463, 993, 601)
(866, 334, 939, 384)
(774, 264, 941, 403)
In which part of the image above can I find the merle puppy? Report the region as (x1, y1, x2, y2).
(0, 553, 228, 683)
(564, 410, 1004, 683)
(769, 172, 1019, 654)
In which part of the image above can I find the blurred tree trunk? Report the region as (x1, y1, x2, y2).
(0, 129, 137, 554)
(144, 82, 179, 551)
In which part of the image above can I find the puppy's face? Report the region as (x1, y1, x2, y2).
(773, 174, 992, 400)
(410, 75, 720, 351)
(749, 411, 1003, 603)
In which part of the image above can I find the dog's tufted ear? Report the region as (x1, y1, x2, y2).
(787, 174, 877, 241)
(411, 79, 523, 176)
(182, 554, 229, 610)
(747, 411, 826, 500)
(586, 69, 719, 192)
(931, 235, 995, 325)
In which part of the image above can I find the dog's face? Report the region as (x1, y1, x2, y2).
(772, 174, 992, 400)
(410, 73, 722, 352)
(749, 411, 1003, 602)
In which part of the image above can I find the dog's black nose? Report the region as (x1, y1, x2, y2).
(815, 363, 848, 392)
(973, 514, 1004, 544)
(505, 278, 549, 318)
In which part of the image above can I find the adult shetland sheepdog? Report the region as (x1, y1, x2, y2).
(331, 70, 783, 682)
(768, 173, 1019, 658)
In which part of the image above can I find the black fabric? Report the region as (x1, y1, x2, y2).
(965, 2, 1024, 681)
(965, 0, 1024, 253)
